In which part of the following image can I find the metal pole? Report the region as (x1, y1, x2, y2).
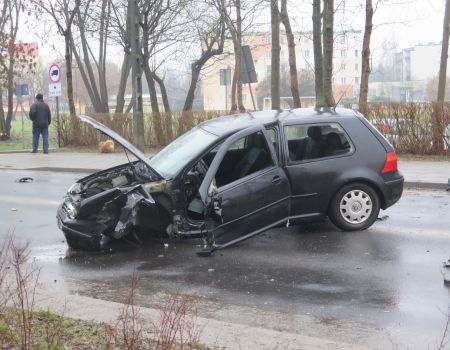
(56, 96, 61, 148)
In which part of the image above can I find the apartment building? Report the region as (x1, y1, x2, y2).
(202, 31, 363, 110)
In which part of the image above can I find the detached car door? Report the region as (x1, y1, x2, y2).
(199, 126, 291, 246)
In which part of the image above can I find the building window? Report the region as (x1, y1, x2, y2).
(341, 50, 346, 57)
(266, 65, 271, 76)
(355, 49, 358, 57)
(265, 35, 271, 44)
(266, 51, 271, 59)
(341, 64, 346, 70)
(305, 49, 310, 58)
(355, 63, 358, 71)
(355, 77, 359, 84)
(341, 77, 346, 84)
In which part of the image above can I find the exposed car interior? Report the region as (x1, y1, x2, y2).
(185, 131, 274, 220)
(287, 123, 352, 162)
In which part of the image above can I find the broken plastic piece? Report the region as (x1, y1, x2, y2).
(197, 248, 214, 257)
(447, 178, 450, 191)
(16, 177, 34, 183)
(377, 215, 389, 221)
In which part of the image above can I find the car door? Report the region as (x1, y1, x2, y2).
(282, 122, 355, 221)
(199, 125, 291, 246)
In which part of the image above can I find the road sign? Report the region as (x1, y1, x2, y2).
(49, 83, 62, 97)
(15, 84, 29, 96)
(48, 63, 61, 83)
(220, 69, 231, 86)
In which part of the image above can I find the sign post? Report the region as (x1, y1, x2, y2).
(48, 64, 62, 148)
(220, 68, 231, 111)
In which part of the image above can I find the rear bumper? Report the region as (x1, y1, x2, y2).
(383, 175, 404, 209)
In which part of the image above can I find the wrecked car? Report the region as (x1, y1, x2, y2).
(57, 108, 404, 255)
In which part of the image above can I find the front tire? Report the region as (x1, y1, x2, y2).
(328, 183, 380, 231)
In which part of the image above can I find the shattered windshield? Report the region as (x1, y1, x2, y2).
(148, 126, 219, 179)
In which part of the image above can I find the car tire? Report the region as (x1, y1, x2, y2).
(328, 183, 380, 231)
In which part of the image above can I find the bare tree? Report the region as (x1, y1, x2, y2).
(71, 0, 111, 113)
(433, 0, 450, 153)
(271, 0, 280, 110)
(180, 8, 225, 132)
(280, 0, 300, 108)
(33, 0, 81, 119)
(322, 0, 335, 107)
(358, 0, 373, 116)
(0, 0, 24, 138)
(312, 0, 325, 107)
(213, 0, 246, 112)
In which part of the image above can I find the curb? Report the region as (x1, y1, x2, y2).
(0, 149, 58, 154)
(404, 181, 448, 191)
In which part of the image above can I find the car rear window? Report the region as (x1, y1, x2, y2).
(285, 123, 353, 162)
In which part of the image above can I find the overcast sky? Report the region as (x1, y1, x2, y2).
(17, 0, 446, 67)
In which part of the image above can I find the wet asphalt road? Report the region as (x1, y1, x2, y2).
(1, 169, 449, 349)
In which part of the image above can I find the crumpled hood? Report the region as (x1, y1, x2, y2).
(79, 115, 163, 180)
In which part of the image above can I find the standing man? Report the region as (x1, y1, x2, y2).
(29, 93, 51, 154)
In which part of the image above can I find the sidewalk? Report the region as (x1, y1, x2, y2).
(0, 150, 449, 189)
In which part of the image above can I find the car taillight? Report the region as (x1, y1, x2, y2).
(382, 151, 398, 173)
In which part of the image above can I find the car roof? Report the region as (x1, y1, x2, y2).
(198, 107, 359, 137)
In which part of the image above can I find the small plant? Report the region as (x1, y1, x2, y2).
(154, 291, 201, 350)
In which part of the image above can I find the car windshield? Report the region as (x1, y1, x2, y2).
(148, 126, 219, 178)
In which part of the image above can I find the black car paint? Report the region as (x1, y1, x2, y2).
(57, 108, 404, 253)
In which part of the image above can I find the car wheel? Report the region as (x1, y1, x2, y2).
(328, 183, 380, 231)
(65, 235, 101, 251)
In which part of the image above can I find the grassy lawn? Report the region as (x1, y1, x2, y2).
(0, 118, 59, 152)
(0, 309, 107, 349)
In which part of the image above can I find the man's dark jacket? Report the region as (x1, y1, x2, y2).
(29, 100, 51, 128)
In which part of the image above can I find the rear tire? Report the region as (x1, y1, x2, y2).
(328, 183, 380, 231)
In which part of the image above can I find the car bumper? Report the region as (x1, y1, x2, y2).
(383, 175, 404, 209)
(57, 204, 103, 250)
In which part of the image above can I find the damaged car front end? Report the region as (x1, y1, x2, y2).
(57, 115, 220, 251)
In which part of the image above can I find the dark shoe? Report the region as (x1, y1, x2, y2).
(43, 151, 49, 154)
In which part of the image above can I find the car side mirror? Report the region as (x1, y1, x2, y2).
(207, 179, 218, 197)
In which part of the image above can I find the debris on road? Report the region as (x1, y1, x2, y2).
(447, 178, 450, 191)
(208, 268, 215, 272)
(16, 177, 34, 183)
(443, 259, 450, 284)
(377, 215, 389, 221)
(11, 208, 17, 211)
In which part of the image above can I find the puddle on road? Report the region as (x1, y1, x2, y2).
(32, 244, 66, 262)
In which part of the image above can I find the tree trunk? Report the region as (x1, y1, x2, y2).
(312, 0, 325, 107)
(152, 71, 173, 142)
(65, 31, 77, 119)
(115, 53, 131, 114)
(437, 0, 450, 102)
(322, 0, 335, 107)
(143, 64, 164, 145)
(0, 89, 6, 137)
(181, 66, 200, 133)
(271, 0, 280, 110)
(236, 0, 245, 111)
(433, 0, 450, 154)
(280, 0, 301, 108)
(5, 50, 14, 137)
(358, 0, 373, 117)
